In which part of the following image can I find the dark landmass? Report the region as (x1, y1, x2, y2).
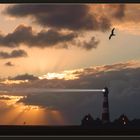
(0, 114, 140, 136)
(0, 124, 140, 136)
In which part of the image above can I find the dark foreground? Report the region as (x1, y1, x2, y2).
(0, 125, 140, 136)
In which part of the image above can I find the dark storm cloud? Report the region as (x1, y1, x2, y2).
(78, 37, 100, 50)
(19, 91, 100, 124)
(10, 73, 39, 81)
(4, 5, 111, 31)
(0, 25, 77, 48)
(5, 61, 14, 66)
(16, 61, 140, 122)
(0, 49, 27, 59)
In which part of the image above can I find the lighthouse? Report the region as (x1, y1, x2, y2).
(102, 87, 110, 124)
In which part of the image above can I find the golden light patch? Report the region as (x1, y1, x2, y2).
(0, 94, 65, 125)
(0, 79, 29, 85)
(39, 70, 80, 80)
(0, 95, 24, 105)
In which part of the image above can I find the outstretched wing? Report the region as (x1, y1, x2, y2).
(109, 34, 112, 40)
(111, 28, 115, 34)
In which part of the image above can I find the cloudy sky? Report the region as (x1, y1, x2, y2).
(0, 4, 140, 125)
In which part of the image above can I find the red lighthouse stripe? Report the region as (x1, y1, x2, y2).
(102, 87, 110, 123)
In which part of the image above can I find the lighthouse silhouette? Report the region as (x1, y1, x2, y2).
(102, 87, 110, 124)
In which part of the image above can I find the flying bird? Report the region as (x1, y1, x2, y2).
(109, 28, 115, 40)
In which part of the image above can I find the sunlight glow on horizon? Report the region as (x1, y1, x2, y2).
(0, 79, 29, 85)
(0, 94, 65, 125)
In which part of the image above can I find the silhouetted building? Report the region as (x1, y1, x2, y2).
(114, 114, 129, 127)
(81, 114, 94, 126)
(102, 87, 110, 124)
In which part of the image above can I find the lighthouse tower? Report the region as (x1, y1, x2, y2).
(102, 87, 110, 124)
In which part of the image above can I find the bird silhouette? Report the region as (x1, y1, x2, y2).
(109, 28, 115, 40)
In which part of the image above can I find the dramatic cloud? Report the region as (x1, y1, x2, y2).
(5, 61, 14, 67)
(0, 24, 100, 50)
(12, 61, 140, 123)
(0, 25, 77, 48)
(4, 5, 111, 32)
(0, 49, 27, 59)
(9, 73, 39, 81)
(78, 37, 99, 50)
